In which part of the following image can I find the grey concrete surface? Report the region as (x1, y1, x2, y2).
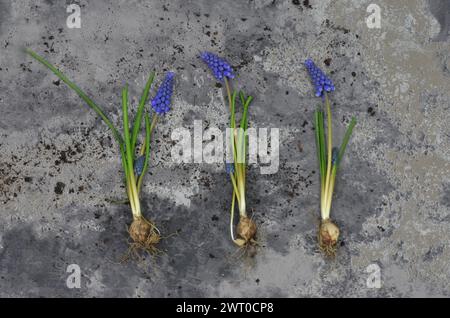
(0, 0, 449, 297)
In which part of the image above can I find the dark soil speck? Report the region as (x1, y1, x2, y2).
(54, 182, 65, 195)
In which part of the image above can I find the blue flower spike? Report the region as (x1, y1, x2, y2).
(151, 72, 175, 115)
(331, 147, 339, 165)
(304, 59, 335, 97)
(200, 52, 235, 82)
(225, 162, 235, 174)
(134, 155, 145, 177)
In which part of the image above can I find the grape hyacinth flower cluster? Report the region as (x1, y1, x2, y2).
(331, 147, 339, 165)
(304, 59, 335, 97)
(151, 72, 175, 115)
(134, 155, 145, 176)
(225, 163, 235, 174)
(200, 52, 235, 81)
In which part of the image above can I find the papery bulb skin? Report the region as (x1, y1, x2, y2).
(129, 216, 160, 247)
(236, 216, 257, 243)
(318, 219, 340, 256)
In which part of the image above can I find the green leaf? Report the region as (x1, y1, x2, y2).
(122, 85, 134, 178)
(239, 91, 246, 107)
(142, 113, 152, 177)
(238, 95, 253, 165)
(230, 91, 238, 165)
(25, 48, 129, 179)
(230, 91, 237, 129)
(25, 48, 124, 148)
(236, 94, 253, 191)
(130, 72, 155, 156)
(239, 95, 252, 131)
(337, 116, 357, 168)
(317, 110, 326, 182)
(136, 112, 153, 194)
(314, 110, 322, 175)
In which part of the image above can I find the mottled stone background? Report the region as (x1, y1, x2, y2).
(0, 0, 449, 297)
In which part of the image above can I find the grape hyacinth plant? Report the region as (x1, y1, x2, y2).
(305, 58, 357, 256)
(26, 49, 175, 255)
(201, 51, 257, 251)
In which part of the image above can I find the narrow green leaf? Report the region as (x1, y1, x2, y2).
(240, 96, 252, 131)
(131, 72, 155, 156)
(25, 48, 124, 148)
(238, 95, 253, 167)
(239, 91, 246, 107)
(122, 85, 134, 178)
(314, 110, 322, 175)
(318, 110, 326, 184)
(142, 113, 152, 178)
(240, 96, 252, 186)
(337, 116, 357, 167)
(230, 91, 238, 165)
(230, 91, 237, 129)
(25, 48, 129, 180)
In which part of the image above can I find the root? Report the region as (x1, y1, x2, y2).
(237, 216, 257, 242)
(120, 242, 162, 278)
(318, 219, 340, 258)
(228, 243, 259, 262)
(318, 240, 337, 258)
(121, 241, 162, 263)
